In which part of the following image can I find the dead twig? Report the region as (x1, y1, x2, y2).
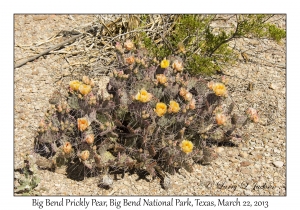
(14, 33, 83, 69)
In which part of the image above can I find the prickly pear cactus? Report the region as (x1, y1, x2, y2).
(34, 40, 258, 186)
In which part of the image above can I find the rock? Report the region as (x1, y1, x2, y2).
(20, 114, 26, 120)
(273, 148, 281, 154)
(254, 164, 261, 169)
(244, 190, 253, 195)
(239, 151, 248, 158)
(229, 158, 239, 163)
(33, 15, 49, 21)
(241, 168, 251, 174)
(62, 69, 71, 76)
(269, 83, 277, 90)
(32, 69, 39, 75)
(240, 161, 252, 167)
(123, 181, 130, 187)
(216, 147, 224, 154)
(36, 67, 47, 73)
(254, 154, 263, 160)
(273, 161, 284, 168)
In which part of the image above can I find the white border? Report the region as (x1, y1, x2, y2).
(2, 1, 296, 209)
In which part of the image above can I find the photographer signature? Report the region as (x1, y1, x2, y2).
(205, 180, 280, 191)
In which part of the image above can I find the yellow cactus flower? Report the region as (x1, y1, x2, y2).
(160, 57, 170, 68)
(156, 74, 168, 85)
(69, 80, 82, 91)
(172, 60, 184, 72)
(154, 102, 167, 117)
(125, 56, 135, 65)
(80, 150, 90, 161)
(168, 100, 180, 113)
(212, 83, 227, 97)
(85, 134, 95, 145)
(124, 40, 134, 51)
(180, 140, 193, 154)
(63, 142, 72, 154)
(135, 88, 152, 103)
(77, 118, 89, 132)
(78, 84, 92, 96)
(216, 113, 227, 125)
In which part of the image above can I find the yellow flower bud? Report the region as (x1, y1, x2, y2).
(63, 142, 72, 154)
(82, 76, 90, 85)
(216, 113, 227, 125)
(77, 118, 89, 132)
(125, 56, 135, 65)
(189, 99, 196, 110)
(172, 60, 184, 72)
(80, 150, 90, 161)
(156, 74, 168, 85)
(124, 40, 134, 51)
(85, 134, 95, 145)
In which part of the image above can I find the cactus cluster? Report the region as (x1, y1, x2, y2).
(34, 40, 256, 186)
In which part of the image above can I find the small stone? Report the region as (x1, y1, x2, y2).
(240, 161, 252, 167)
(254, 154, 263, 160)
(264, 153, 270, 157)
(216, 147, 224, 154)
(274, 148, 281, 154)
(239, 151, 248, 158)
(254, 164, 261, 169)
(36, 67, 47, 73)
(25, 96, 31, 103)
(123, 181, 130, 186)
(269, 83, 277, 90)
(20, 114, 26, 120)
(241, 168, 251, 174)
(242, 148, 248, 151)
(229, 158, 239, 163)
(244, 190, 253, 195)
(102, 175, 113, 187)
(33, 15, 49, 21)
(62, 69, 71, 76)
(273, 161, 284, 168)
(32, 69, 39, 75)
